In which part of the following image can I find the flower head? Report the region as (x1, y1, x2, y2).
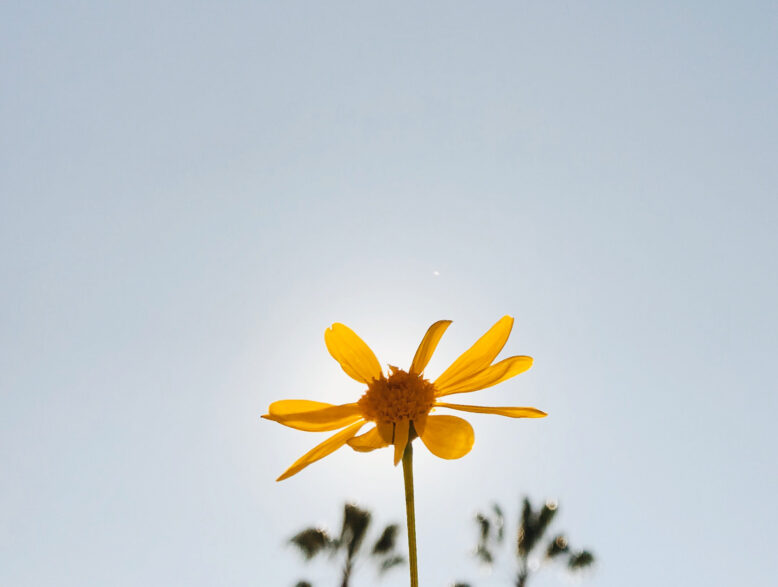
(263, 316, 546, 481)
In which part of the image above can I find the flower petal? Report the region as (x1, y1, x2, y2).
(324, 323, 383, 384)
(435, 402, 547, 418)
(376, 421, 394, 443)
(412, 413, 427, 437)
(393, 420, 410, 466)
(410, 320, 452, 375)
(347, 427, 390, 452)
(276, 420, 366, 481)
(435, 355, 533, 397)
(262, 400, 364, 431)
(418, 415, 474, 459)
(433, 316, 514, 391)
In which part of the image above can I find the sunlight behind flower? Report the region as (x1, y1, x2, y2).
(3, 2, 775, 586)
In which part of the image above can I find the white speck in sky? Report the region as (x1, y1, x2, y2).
(432, 270, 440, 276)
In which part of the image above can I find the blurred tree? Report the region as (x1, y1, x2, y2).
(470, 497, 595, 587)
(288, 502, 405, 587)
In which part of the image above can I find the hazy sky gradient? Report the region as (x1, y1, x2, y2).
(2, 2, 776, 586)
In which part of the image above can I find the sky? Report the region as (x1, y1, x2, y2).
(1, 1, 777, 586)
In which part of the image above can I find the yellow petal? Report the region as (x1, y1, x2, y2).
(347, 427, 390, 452)
(324, 323, 383, 384)
(393, 420, 410, 466)
(418, 415, 474, 459)
(435, 402, 547, 418)
(412, 413, 427, 436)
(262, 400, 364, 431)
(433, 316, 514, 391)
(276, 420, 365, 481)
(435, 355, 533, 397)
(410, 320, 452, 375)
(376, 421, 395, 443)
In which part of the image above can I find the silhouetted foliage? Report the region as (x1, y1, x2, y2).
(545, 534, 568, 558)
(379, 554, 405, 575)
(568, 550, 595, 569)
(469, 496, 596, 587)
(290, 528, 333, 560)
(372, 525, 400, 555)
(492, 503, 504, 542)
(476, 512, 490, 541)
(339, 503, 371, 562)
(288, 502, 405, 587)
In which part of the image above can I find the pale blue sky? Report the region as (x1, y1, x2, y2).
(2, 2, 776, 586)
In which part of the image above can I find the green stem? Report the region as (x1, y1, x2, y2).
(402, 440, 419, 587)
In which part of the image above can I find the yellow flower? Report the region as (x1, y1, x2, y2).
(263, 316, 547, 481)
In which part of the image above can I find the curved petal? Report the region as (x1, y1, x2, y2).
(347, 427, 390, 452)
(393, 420, 410, 466)
(433, 316, 514, 391)
(374, 421, 394, 443)
(412, 413, 427, 437)
(435, 402, 547, 418)
(262, 400, 364, 431)
(419, 415, 474, 460)
(435, 355, 533, 397)
(324, 323, 383, 384)
(276, 420, 366, 481)
(410, 320, 452, 375)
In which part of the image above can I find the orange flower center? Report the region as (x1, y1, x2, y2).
(357, 366, 436, 424)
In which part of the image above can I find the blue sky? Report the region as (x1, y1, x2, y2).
(2, 2, 776, 586)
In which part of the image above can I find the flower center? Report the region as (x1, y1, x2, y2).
(357, 366, 436, 424)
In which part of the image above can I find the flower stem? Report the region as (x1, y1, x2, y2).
(402, 439, 419, 587)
